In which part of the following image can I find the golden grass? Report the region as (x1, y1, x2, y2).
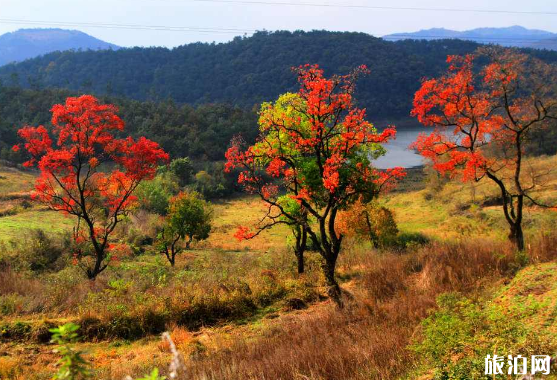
(201, 197, 290, 252)
(1, 157, 557, 379)
(0, 165, 35, 196)
(384, 155, 557, 241)
(0, 165, 73, 242)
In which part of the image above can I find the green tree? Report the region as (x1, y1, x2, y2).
(169, 157, 193, 186)
(136, 172, 180, 215)
(159, 191, 212, 266)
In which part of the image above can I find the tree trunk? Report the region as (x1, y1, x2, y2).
(486, 172, 526, 252)
(86, 248, 106, 279)
(170, 241, 177, 266)
(510, 222, 525, 251)
(323, 259, 342, 307)
(364, 211, 379, 249)
(292, 224, 308, 274)
(296, 251, 304, 274)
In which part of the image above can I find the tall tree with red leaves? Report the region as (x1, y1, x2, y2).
(225, 65, 404, 305)
(411, 48, 557, 250)
(14, 95, 169, 278)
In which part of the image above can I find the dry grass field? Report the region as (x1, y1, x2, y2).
(0, 158, 556, 379)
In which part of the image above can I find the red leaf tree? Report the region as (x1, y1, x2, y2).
(14, 95, 169, 278)
(411, 48, 557, 250)
(226, 65, 404, 304)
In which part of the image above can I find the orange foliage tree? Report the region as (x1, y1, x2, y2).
(411, 48, 557, 250)
(336, 199, 398, 249)
(14, 95, 169, 278)
(225, 65, 404, 304)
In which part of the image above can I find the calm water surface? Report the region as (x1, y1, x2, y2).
(374, 126, 426, 169)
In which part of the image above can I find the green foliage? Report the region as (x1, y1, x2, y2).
(393, 231, 429, 249)
(277, 195, 303, 222)
(367, 205, 399, 248)
(49, 323, 91, 380)
(0, 86, 258, 163)
(165, 191, 212, 249)
(256, 92, 385, 209)
(135, 368, 166, 380)
(8, 229, 70, 273)
(412, 290, 557, 379)
(191, 162, 236, 199)
(0, 31, 497, 119)
(168, 157, 193, 186)
(136, 172, 180, 215)
(2, 33, 557, 163)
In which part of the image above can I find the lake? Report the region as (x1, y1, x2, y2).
(374, 125, 427, 169)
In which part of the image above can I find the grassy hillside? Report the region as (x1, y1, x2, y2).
(411, 261, 557, 378)
(0, 157, 556, 379)
(0, 165, 73, 241)
(384, 156, 557, 241)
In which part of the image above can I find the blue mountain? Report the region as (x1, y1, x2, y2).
(0, 28, 119, 66)
(383, 25, 557, 49)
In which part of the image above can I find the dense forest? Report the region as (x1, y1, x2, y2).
(2, 31, 557, 164)
(0, 86, 258, 162)
(0, 30, 498, 117)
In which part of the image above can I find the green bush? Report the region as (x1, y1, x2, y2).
(393, 231, 429, 250)
(168, 157, 193, 186)
(0, 321, 32, 340)
(9, 229, 70, 273)
(368, 206, 399, 248)
(136, 173, 180, 215)
(412, 292, 557, 379)
(190, 162, 235, 199)
(0, 294, 22, 315)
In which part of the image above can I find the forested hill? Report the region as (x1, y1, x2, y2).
(0, 86, 257, 162)
(0, 30, 510, 117)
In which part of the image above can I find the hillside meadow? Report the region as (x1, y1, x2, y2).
(0, 154, 556, 379)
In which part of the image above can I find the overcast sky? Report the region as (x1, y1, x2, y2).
(1, 0, 557, 48)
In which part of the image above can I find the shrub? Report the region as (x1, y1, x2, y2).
(393, 231, 429, 250)
(136, 173, 180, 215)
(169, 157, 193, 186)
(191, 162, 235, 199)
(337, 201, 399, 249)
(0, 293, 23, 315)
(10, 229, 70, 273)
(158, 191, 213, 266)
(412, 291, 557, 379)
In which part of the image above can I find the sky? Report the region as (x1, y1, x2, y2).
(1, 0, 557, 48)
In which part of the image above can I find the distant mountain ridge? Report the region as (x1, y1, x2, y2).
(2, 30, 557, 119)
(0, 28, 119, 66)
(383, 26, 557, 50)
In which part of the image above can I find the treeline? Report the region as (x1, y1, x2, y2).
(0, 30, 494, 118)
(0, 85, 258, 162)
(2, 82, 556, 171)
(0, 86, 258, 198)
